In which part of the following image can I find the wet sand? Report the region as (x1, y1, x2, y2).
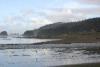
(53, 62, 100, 67)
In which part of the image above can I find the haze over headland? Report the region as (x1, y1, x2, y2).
(0, 0, 100, 33)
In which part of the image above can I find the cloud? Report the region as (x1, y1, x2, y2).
(77, 0, 100, 5)
(1, 13, 52, 33)
(72, 7, 100, 17)
(41, 7, 100, 22)
(42, 8, 86, 22)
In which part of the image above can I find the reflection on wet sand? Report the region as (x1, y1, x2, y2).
(0, 43, 100, 67)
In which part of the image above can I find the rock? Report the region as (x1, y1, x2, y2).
(0, 31, 8, 36)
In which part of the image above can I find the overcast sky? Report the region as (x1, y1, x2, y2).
(0, 0, 100, 33)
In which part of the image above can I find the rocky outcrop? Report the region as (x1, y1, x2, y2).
(0, 31, 8, 37)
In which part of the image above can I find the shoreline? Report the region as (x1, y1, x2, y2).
(0, 41, 99, 49)
(0, 37, 99, 49)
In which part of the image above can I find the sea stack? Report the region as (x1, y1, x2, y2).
(0, 31, 8, 37)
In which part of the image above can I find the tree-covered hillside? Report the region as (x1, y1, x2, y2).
(23, 17, 100, 38)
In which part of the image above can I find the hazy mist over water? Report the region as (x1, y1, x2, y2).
(0, 37, 56, 44)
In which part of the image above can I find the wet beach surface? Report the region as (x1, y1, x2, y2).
(0, 43, 100, 67)
(0, 37, 100, 67)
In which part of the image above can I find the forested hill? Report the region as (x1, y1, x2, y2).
(23, 17, 100, 38)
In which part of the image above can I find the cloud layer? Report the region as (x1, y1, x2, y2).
(76, 0, 100, 5)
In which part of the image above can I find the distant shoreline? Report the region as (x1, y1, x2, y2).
(37, 39, 99, 44)
(22, 32, 100, 44)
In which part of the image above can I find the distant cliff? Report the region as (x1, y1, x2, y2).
(23, 17, 100, 38)
(0, 31, 8, 37)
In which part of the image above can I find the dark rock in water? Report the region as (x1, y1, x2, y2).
(0, 31, 8, 37)
(0, 31, 8, 35)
